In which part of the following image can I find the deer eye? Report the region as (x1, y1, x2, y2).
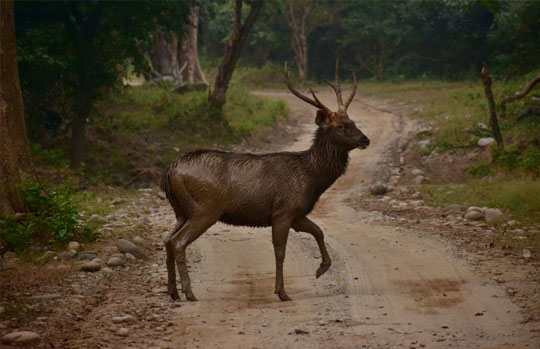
(337, 125, 344, 130)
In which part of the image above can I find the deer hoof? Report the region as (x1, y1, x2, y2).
(316, 264, 330, 278)
(184, 290, 198, 302)
(277, 290, 292, 302)
(169, 289, 180, 301)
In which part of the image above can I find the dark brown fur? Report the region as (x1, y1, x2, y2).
(162, 68, 369, 302)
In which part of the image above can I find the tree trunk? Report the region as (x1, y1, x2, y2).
(286, 0, 311, 84)
(480, 64, 503, 148)
(0, 0, 33, 215)
(209, 0, 263, 108)
(150, 26, 182, 83)
(180, 1, 208, 86)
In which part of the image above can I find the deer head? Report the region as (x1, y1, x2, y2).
(285, 60, 370, 150)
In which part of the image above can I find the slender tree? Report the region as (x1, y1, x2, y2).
(209, 0, 262, 108)
(180, 0, 208, 86)
(0, 0, 33, 215)
(285, 0, 311, 84)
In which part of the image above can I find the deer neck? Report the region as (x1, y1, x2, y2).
(306, 128, 350, 182)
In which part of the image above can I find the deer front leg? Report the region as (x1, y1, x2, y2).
(292, 217, 332, 278)
(272, 219, 291, 301)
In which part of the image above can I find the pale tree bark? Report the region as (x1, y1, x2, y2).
(209, 0, 263, 108)
(285, 0, 311, 84)
(180, 1, 208, 86)
(480, 63, 503, 148)
(150, 26, 182, 83)
(0, 0, 33, 215)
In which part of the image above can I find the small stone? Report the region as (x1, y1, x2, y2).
(110, 198, 125, 205)
(294, 328, 309, 335)
(89, 214, 107, 224)
(484, 208, 503, 223)
(91, 258, 105, 265)
(117, 328, 129, 337)
(5, 258, 21, 268)
(116, 239, 148, 260)
(523, 249, 531, 259)
(104, 245, 118, 254)
(124, 253, 136, 261)
(411, 168, 424, 176)
(413, 175, 429, 185)
(465, 211, 484, 221)
(107, 257, 125, 267)
(477, 137, 495, 147)
(81, 261, 101, 272)
(67, 241, 81, 251)
(68, 249, 78, 258)
(133, 236, 145, 245)
(369, 182, 388, 196)
(417, 139, 431, 149)
(466, 206, 483, 213)
(2, 331, 41, 345)
(79, 252, 97, 261)
(112, 315, 137, 324)
(30, 293, 62, 301)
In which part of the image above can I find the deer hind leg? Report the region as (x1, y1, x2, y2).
(292, 217, 332, 278)
(164, 218, 186, 300)
(171, 211, 220, 301)
(271, 219, 292, 301)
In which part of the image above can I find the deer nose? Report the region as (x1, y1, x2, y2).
(363, 136, 370, 146)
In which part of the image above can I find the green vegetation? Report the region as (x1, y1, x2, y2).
(0, 184, 96, 251)
(420, 178, 540, 224)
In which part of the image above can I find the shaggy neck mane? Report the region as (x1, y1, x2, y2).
(305, 128, 350, 179)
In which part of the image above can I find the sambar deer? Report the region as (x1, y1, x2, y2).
(162, 61, 369, 301)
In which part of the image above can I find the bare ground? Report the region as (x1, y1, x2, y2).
(1, 90, 539, 348)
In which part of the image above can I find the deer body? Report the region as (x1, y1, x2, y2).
(162, 61, 369, 301)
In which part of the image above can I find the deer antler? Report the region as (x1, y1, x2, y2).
(285, 69, 332, 115)
(344, 72, 357, 111)
(324, 59, 357, 111)
(324, 59, 344, 109)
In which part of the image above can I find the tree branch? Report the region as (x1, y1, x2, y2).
(501, 73, 540, 114)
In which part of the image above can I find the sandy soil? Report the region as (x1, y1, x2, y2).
(7, 90, 538, 348)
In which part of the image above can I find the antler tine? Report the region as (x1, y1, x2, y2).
(325, 59, 344, 108)
(344, 71, 357, 110)
(284, 69, 332, 114)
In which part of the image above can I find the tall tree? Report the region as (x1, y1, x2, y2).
(0, 0, 33, 215)
(209, 0, 262, 108)
(15, 1, 189, 168)
(180, 1, 208, 86)
(285, 0, 311, 84)
(150, 27, 183, 83)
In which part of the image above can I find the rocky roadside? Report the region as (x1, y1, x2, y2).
(347, 121, 540, 331)
(0, 188, 185, 348)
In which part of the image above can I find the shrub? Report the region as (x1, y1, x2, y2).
(0, 185, 95, 251)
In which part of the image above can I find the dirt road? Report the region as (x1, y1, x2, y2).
(52, 90, 536, 348)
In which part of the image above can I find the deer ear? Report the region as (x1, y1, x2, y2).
(315, 109, 331, 126)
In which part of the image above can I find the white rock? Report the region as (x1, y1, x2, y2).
(2, 331, 41, 345)
(81, 261, 101, 272)
(117, 328, 129, 337)
(464, 211, 484, 221)
(116, 239, 148, 260)
(523, 249, 531, 259)
(107, 257, 125, 267)
(478, 137, 495, 147)
(467, 206, 483, 213)
(484, 208, 503, 223)
(411, 168, 424, 176)
(89, 214, 107, 224)
(68, 249, 78, 258)
(67, 241, 81, 251)
(133, 236, 145, 245)
(413, 175, 430, 185)
(381, 196, 392, 203)
(417, 139, 431, 149)
(124, 253, 136, 261)
(112, 314, 137, 324)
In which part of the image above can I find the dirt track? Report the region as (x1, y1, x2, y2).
(50, 90, 537, 348)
